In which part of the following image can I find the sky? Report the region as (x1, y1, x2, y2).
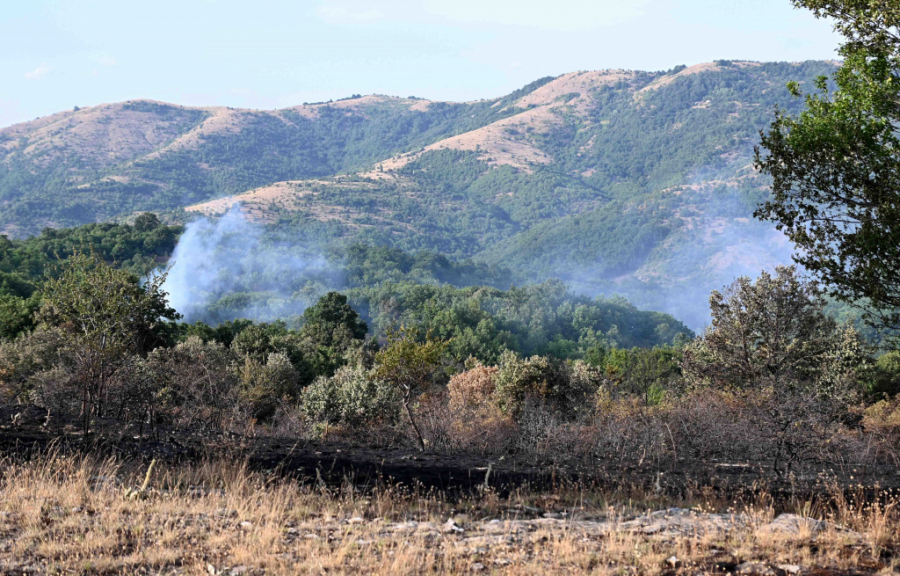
(0, 0, 842, 128)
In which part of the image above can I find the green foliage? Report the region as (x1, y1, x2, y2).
(0, 218, 181, 340)
(237, 352, 304, 421)
(349, 279, 693, 362)
(756, 1, 900, 336)
(492, 350, 582, 416)
(682, 266, 870, 401)
(298, 292, 368, 376)
(299, 365, 401, 429)
(373, 327, 445, 450)
(871, 351, 900, 399)
(0, 326, 68, 402)
(36, 251, 180, 429)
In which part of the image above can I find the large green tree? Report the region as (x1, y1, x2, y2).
(38, 252, 179, 431)
(299, 292, 368, 376)
(755, 1, 900, 333)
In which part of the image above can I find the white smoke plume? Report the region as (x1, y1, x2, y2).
(163, 206, 339, 324)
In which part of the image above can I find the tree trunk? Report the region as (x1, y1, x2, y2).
(403, 399, 426, 452)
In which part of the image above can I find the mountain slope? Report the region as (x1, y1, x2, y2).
(0, 61, 836, 328)
(0, 77, 557, 236)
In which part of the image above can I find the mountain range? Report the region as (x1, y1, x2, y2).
(0, 60, 836, 328)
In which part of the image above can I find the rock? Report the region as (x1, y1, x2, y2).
(777, 564, 801, 575)
(239, 521, 253, 530)
(666, 555, 679, 568)
(471, 563, 486, 572)
(347, 517, 365, 524)
(443, 519, 465, 533)
(736, 561, 781, 575)
(228, 566, 249, 576)
(763, 514, 827, 535)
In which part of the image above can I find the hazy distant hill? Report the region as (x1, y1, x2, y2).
(0, 60, 836, 327)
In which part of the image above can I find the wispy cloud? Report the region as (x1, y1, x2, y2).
(96, 55, 117, 66)
(24, 63, 52, 80)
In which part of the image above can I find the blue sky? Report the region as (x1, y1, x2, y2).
(1, 0, 841, 128)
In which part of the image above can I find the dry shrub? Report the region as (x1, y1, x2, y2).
(443, 363, 517, 453)
(861, 397, 900, 464)
(144, 336, 243, 430)
(447, 363, 498, 412)
(415, 389, 516, 454)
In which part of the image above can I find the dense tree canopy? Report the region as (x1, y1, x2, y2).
(756, 1, 900, 334)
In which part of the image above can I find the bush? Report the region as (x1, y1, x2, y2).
(492, 350, 587, 417)
(447, 362, 498, 412)
(861, 397, 900, 464)
(0, 327, 69, 403)
(300, 365, 400, 429)
(143, 336, 241, 429)
(238, 352, 304, 421)
(683, 266, 870, 401)
(871, 350, 900, 398)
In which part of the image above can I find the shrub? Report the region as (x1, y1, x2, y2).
(0, 327, 69, 403)
(492, 350, 586, 417)
(871, 350, 900, 398)
(300, 365, 401, 429)
(447, 362, 498, 412)
(682, 266, 870, 400)
(373, 327, 445, 450)
(143, 336, 240, 429)
(238, 352, 303, 421)
(861, 397, 900, 464)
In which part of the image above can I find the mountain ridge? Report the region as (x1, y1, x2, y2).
(0, 60, 837, 328)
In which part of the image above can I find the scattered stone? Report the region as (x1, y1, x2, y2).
(736, 561, 781, 575)
(443, 519, 465, 533)
(617, 508, 751, 537)
(666, 555, 679, 568)
(347, 517, 365, 524)
(777, 564, 801, 575)
(239, 521, 253, 530)
(763, 514, 827, 535)
(471, 562, 486, 572)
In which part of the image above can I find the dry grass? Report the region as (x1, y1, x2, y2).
(0, 454, 897, 575)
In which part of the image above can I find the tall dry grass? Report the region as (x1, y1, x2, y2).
(0, 453, 897, 574)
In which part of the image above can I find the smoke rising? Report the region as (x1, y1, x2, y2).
(163, 207, 339, 324)
(558, 182, 801, 333)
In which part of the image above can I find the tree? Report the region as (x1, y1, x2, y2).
(373, 327, 445, 451)
(683, 266, 871, 477)
(300, 292, 368, 376)
(755, 1, 900, 335)
(133, 212, 162, 232)
(37, 251, 179, 432)
(682, 266, 867, 393)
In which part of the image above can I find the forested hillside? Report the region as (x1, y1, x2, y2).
(0, 219, 692, 353)
(0, 60, 836, 328)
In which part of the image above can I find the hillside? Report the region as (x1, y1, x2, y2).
(0, 61, 836, 328)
